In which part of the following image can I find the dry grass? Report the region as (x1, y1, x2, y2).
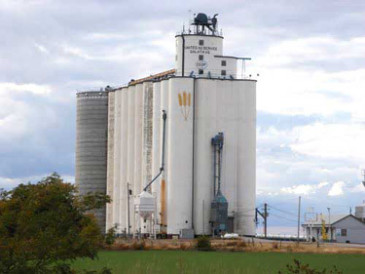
(107, 238, 365, 254)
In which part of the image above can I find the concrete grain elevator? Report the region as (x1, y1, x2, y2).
(75, 13, 256, 237)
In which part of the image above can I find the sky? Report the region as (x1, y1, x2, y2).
(1, 0, 365, 234)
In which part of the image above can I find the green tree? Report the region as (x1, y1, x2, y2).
(0, 173, 110, 273)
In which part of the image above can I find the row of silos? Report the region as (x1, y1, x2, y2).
(104, 76, 256, 236)
(105, 82, 154, 233)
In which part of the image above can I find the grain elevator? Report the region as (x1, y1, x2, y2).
(75, 13, 256, 237)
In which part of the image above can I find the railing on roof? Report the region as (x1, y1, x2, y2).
(129, 69, 176, 86)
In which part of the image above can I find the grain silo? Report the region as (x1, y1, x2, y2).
(76, 13, 256, 237)
(75, 91, 108, 232)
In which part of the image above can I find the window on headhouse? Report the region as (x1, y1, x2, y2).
(199, 40, 204, 46)
(221, 70, 226, 76)
(341, 229, 347, 236)
(199, 69, 204, 75)
(199, 55, 204, 61)
(221, 60, 226, 66)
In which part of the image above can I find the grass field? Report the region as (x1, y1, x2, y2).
(71, 250, 365, 273)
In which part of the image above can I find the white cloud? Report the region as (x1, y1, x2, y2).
(348, 183, 365, 193)
(257, 37, 365, 67)
(34, 43, 49, 54)
(318, 181, 329, 188)
(251, 36, 365, 118)
(280, 181, 329, 195)
(0, 82, 52, 96)
(62, 45, 92, 60)
(290, 122, 365, 161)
(328, 181, 345, 196)
(281, 184, 316, 195)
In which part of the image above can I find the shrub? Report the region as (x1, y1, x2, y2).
(279, 259, 343, 274)
(196, 236, 213, 251)
(104, 226, 117, 246)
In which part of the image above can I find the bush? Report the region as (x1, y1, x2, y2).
(279, 259, 343, 274)
(104, 226, 117, 246)
(196, 236, 213, 251)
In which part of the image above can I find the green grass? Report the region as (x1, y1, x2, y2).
(71, 250, 365, 273)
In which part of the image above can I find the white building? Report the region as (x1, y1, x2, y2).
(302, 214, 347, 242)
(302, 214, 365, 244)
(76, 13, 257, 237)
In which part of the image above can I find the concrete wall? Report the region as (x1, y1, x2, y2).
(76, 91, 108, 233)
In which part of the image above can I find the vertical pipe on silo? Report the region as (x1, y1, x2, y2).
(236, 81, 256, 236)
(112, 90, 122, 232)
(151, 82, 161, 228)
(160, 80, 170, 232)
(119, 88, 128, 232)
(106, 91, 115, 231)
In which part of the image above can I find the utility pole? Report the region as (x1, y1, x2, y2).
(297, 196, 301, 243)
(327, 207, 331, 241)
(255, 203, 268, 238)
(264, 203, 268, 238)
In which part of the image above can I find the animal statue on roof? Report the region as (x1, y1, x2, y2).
(193, 13, 219, 34)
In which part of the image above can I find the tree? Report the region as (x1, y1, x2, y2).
(0, 173, 110, 273)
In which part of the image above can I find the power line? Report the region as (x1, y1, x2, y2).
(269, 205, 297, 217)
(269, 212, 298, 223)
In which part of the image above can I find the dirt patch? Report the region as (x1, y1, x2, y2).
(107, 238, 365, 254)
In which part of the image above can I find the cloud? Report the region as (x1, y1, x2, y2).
(34, 43, 49, 54)
(0, 82, 51, 96)
(318, 181, 329, 188)
(290, 122, 365, 161)
(281, 184, 317, 195)
(257, 37, 365, 68)
(328, 181, 345, 196)
(280, 181, 329, 195)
